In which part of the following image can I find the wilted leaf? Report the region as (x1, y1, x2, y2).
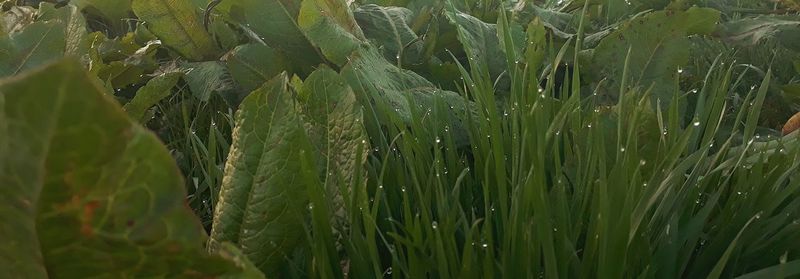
(224, 43, 288, 92)
(0, 21, 65, 77)
(132, 0, 219, 61)
(209, 74, 314, 274)
(591, 7, 720, 106)
(715, 15, 800, 52)
(0, 59, 252, 278)
(123, 71, 182, 121)
(298, 0, 365, 65)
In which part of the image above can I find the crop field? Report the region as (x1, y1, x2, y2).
(3, 0, 800, 278)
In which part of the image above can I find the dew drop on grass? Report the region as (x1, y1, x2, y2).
(620, 147, 626, 152)
(639, 160, 646, 166)
(693, 121, 700, 127)
(432, 221, 438, 230)
(435, 137, 441, 144)
(481, 243, 489, 248)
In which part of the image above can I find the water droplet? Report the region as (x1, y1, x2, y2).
(620, 147, 626, 152)
(432, 221, 438, 229)
(677, 68, 684, 74)
(481, 243, 488, 248)
(639, 160, 647, 166)
(693, 121, 700, 127)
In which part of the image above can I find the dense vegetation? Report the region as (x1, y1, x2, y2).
(3, 0, 800, 277)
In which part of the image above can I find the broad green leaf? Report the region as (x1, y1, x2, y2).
(209, 74, 314, 274)
(715, 15, 800, 52)
(132, 0, 219, 61)
(298, 65, 368, 228)
(224, 43, 288, 92)
(298, 0, 365, 65)
(72, 0, 132, 32)
(590, 7, 720, 106)
(213, 0, 324, 72)
(512, 2, 576, 38)
(0, 21, 65, 78)
(445, 9, 525, 88)
(87, 32, 161, 89)
(341, 47, 473, 146)
(183, 61, 235, 102)
(353, 4, 425, 64)
(525, 17, 547, 73)
(123, 71, 182, 121)
(0, 59, 251, 278)
(37, 3, 88, 58)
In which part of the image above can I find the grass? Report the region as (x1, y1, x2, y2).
(299, 12, 800, 279)
(148, 2, 800, 278)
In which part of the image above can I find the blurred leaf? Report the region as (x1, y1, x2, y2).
(298, 0, 365, 65)
(715, 15, 800, 52)
(37, 3, 88, 58)
(0, 21, 65, 78)
(87, 32, 161, 89)
(0, 58, 254, 278)
(525, 18, 547, 73)
(123, 71, 182, 122)
(132, 0, 219, 61)
(0, 6, 37, 34)
(224, 43, 288, 92)
(72, 0, 132, 31)
(591, 7, 721, 106)
(208, 74, 314, 274)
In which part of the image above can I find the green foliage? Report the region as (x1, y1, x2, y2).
(131, 0, 219, 61)
(0, 59, 254, 278)
(4, 0, 800, 277)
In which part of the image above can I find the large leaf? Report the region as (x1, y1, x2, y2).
(353, 4, 425, 64)
(123, 71, 182, 122)
(132, 0, 219, 61)
(715, 15, 800, 52)
(590, 7, 720, 105)
(182, 61, 236, 102)
(0, 21, 65, 78)
(298, 0, 365, 65)
(0, 59, 253, 277)
(72, 0, 133, 32)
(87, 32, 161, 89)
(298, 65, 368, 229)
(209, 74, 315, 274)
(341, 47, 473, 146)
(224, 43, 288, 92)
(445, 9, 525, 89)
(37, 3, 88, 58)
(214, 0, 324, 72)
